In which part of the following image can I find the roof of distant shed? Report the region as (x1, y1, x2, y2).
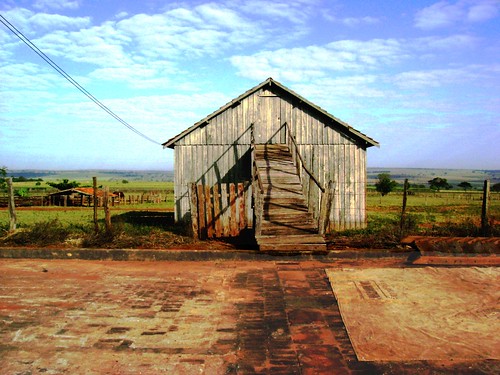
(48, 188, 116, 197)
(163, 77, 379, 149)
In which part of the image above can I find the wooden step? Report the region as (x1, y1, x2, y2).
(253, 143, 326, 253)
(257, 234, 327, 252)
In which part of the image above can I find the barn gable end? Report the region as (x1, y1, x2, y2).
(163, 77, 378, 233)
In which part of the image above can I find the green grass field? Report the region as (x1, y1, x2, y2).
(1, 170, 499, 248)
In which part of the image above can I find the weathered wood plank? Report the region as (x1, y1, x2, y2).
(205, 184, 214, 238)
(213, 184, 222, 237)
(230, 183, 238, 236)
(238, 182, 246, 229)
(197, 184, 206, 239)
(189, 183, 199, 240)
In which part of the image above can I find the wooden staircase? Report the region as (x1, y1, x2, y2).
(253, 144, 327, 252)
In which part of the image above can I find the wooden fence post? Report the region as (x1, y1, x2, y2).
(206, 185, 214, 238)
(481, 180, 490, 236)
(238, 182, 246, 230)
(93, 177, 98, 234)
(400, 179, 409, 237)
(221, 184, 229, 237)
(318, 181, 334, 235)
(197, 184, 206, 239)
(230, 183, 238, 236)
(103, 186, 112, 233)
(213, 184, 222, 237)
(189, 183, 199, 240)
(7, 178, 17, 232)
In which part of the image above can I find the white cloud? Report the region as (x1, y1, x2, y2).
(30, 12, 91, 31)
(392, 69, 465, 89)
(392, 65, 496, 89)
(230, 39, 406, 81)
(238, 0, 320, 24)
(415, 0, 500, 30)
(0, 8, 90, 36)
(34, 28, 131, 67)
(415, 1, 463, 29)
(417, 34, 479, 50)
(324, 13, 380, 27)
(467, 0, 500, 21)
(1, 1, 322, 91)
(341, 16, 380, 27)
(0, 62, 67, 92)
(33, 0, 80, 11)
(88, 61, 182, 89)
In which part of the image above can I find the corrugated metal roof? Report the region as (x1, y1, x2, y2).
(48, 188, 116, 197)
(162, 77, 379, 149)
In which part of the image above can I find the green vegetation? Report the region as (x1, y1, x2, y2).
(46, 179, 80, 190)
(0, 166, 6, 190)
(457, 181, 473, 191)
(428, 177, 452, 191)
(374, 173, 398, 196)
(1, 169, 498, 249)
(334, 191, 500, 247)
(2, 219, 70, 246)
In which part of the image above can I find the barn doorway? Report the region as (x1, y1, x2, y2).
(255, 89, 286, 144)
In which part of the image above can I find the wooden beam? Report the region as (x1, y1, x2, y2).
(238, 182, 246, 229)
(230, 183, 238, 236)
(189, 183, 199, 240)
(213, 184, 222, 237)
(197, 184, 206, 239)
(7, 178, 16, 232)
(205, 184, 214, 238)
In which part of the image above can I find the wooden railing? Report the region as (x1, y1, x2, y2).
(283, 122, 334, 233)
(284, 122, 325, 193)
(250, 123, 264, 195)
(250, 121, 334, 235)
(250, 123, 264, 235)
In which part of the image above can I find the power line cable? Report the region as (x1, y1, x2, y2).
(0, 14, 161, 146)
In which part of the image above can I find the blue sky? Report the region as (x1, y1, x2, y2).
(1, 0, 499, 170)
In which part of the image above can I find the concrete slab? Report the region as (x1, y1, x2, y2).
(327, 267, 500, 361)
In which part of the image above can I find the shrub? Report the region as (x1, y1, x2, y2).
(1, 219, 70, 246)
(15, 188, 29, 197)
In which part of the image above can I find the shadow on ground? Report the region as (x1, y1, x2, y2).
(112, 211, 175, 229)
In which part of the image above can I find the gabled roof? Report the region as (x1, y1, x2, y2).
(163, 77, 379, 149)
(48, 188, 116, 197)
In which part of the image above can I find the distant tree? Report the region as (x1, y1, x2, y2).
(492, 183, 500, 192)
(15, 188, 29, 197)
(411, 183, 426, 189)
(375, 173, 398, 196)
(47, 179, 80, 190)
(457, 181, 472, 191)
(428, 177, 452, 191)
(122, 179, 129, 184)
(0, 166, 7, 190)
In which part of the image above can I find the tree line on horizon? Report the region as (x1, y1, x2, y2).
(374, 173, 499, 196)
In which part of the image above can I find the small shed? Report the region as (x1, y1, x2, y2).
(163, 78, 378, 242)
(48, 188, 116, 207)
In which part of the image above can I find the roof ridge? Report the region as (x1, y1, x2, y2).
(163, 78, 379, 148)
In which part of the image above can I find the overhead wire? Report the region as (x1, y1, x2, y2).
(0, 14, 161, 146)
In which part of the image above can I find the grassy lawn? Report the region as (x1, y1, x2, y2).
(1, 187, 498, 249)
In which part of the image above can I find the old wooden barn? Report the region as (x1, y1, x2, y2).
(163, 78, 379, 251)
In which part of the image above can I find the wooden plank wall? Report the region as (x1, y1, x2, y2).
(173, 86, 368, 231)
(189, 182, 249, 239)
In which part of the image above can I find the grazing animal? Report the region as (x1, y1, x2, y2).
(113, 191, 125, 201)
